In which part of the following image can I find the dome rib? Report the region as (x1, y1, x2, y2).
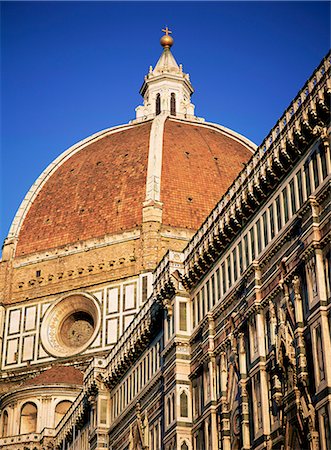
(160, 118, 255, 230)
(6, 116, 256, 259)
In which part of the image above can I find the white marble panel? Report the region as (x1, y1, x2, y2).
(124, 283, 136, 311)
(24, 306, 37, 331)
(22, 335, 35, 361)
(107, 287, 119, 314)
(90, 332, 101, 348)
(92, 290, 103, 302)
(39, 343, 49, 358)
(42, 303, 51, 317)
(6, 339, 18, 364)
(123, 314, 135, 331)
(8, 309, 21, 334)
(107, 318, 118, 344)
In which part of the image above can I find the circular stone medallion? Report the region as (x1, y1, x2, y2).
(41, 293, 101, 357)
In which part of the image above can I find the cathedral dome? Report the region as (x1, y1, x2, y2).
(9, 117, 254, 257)
(5, 31, 256, 260)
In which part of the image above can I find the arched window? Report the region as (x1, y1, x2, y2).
(170, 93, 176, 116)
(54, 400, 72, 427)
(2, 410, 8, 437)
(167, 397, 171, 424)
(181, 442, 189, 450)
(172, 393, 176, 421)
(180, 391, 188, 417)
(20, 402, 37, 434)
(156, 93, 161, 116)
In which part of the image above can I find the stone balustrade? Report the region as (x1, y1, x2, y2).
(53, 390, 88, 448)
(153, 250, 184, 294)
(0, 428, 55, 449)
(101, 291, 162, 389)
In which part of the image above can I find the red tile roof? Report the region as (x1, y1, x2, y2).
(16, 122, 151, 256)
(161, 119, 252, 229)
(15, 118, 252, 256)
(24, 365, 84, 386)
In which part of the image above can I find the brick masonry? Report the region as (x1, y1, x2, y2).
(16, 122, 152, 256)
(161, 119, 252, 229)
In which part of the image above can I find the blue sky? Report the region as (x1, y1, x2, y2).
(1, 1, 330, 248)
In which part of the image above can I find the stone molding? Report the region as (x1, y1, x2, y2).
(183, 51, 330, 289)
(145, 113, 168, 202)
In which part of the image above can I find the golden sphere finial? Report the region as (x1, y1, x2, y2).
(160, 26, 174, 49)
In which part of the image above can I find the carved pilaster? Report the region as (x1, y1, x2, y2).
(308, 431, 320, 450)
(219, 351, 231, 450)
(141, 200, 163, 271)
(269, 300, 277, 346)
(238, 333, 250, 449)
(314, 246, 328, 303)
(291, 276, 309, 384)
(1, 236, 16, 261)
(292, 276, 304, 324)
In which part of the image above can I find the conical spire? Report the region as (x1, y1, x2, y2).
(134, 28, 197, 122)
(153, 47, 180, 75)
(153, 27, 179, 74)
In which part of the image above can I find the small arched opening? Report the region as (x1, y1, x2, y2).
(1, 410, 8, 437)
(170, 93, 176, 116)
(20, 402, 37, 434)
(167, 397, 171, 424)
(54, 400, 73, 427)
(180, 391, 188, 417)
(156, 93, 161, 116)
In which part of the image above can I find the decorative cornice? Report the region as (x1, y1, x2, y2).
(53, 389, 90, 448)
(15, 253, 137, 291)
(182, 52, 330, 289)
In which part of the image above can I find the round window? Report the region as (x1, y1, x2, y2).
(41, 293, 100, 357)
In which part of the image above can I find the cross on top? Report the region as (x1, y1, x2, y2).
(162, 26, 172, 36)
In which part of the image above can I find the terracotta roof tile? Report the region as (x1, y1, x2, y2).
(16, 122, 152, 256)
(23, 365, 83, 386)
(15, 118, 252, 256)
(161, 119, 252, 229)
